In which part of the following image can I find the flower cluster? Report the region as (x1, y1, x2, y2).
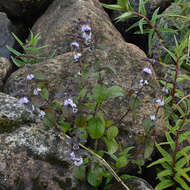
(81, 24, 92, 45)
(70, 151, 83, 166)
(64, 98, 78, 113)
(156, 99, 164, 106)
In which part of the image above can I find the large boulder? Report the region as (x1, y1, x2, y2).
(0, 121, 90, 190)
(0, 12, 26, 59)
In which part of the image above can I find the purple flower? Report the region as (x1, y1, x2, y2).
(156, 99, 164, 106)
(82, 32, 92, 45)
(81, 25, 91, 32)
(74, 53, 82, 61)
(26, 74, 34, 80)
(19, 97, 29, 104)
(162, 87, 169, 94)
(139, 79, 148, 86)
(33, 88, 41, 95)
(64, 98, 78, 113)
(150, 115, 156, 121)
(143, 67, 152, 75)
(74, 157, 83, 166)
(39, 110, 45, 118)
(71, 42, 79, 49)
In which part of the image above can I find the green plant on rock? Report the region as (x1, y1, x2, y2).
(102, 0, 190, 189)
(7, 31, 54, 67)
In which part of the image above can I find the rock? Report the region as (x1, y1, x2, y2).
(4, 44, 164, 161)
(31, 0, 124, 57)
(0, 92, 36, 133)
(109, 177, 154, 190)
(0, 57, 12, 90)
(0, 12, 24, 59)
(0, 0, 54, 24)
(0, 122, 89, 190)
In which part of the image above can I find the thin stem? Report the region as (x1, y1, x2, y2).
(170, 59, 179, 105)
(171, 112, 187, 190)
(56, 129, 130, 190)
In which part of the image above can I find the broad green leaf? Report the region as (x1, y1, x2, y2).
(87, 166, 103, 187)
(104, 137, 118, 154)
(107, 85, 125, 99)
(116, 156, 128, 168)
(74, 165, 86, 181)
(40, 88, 49, 100)
(34, 73, 47, 80)
(87, 117, 105, 139)
(92, 85, 108, 103)
(107, 126, 118, 139)
(144, 138, 154, 159)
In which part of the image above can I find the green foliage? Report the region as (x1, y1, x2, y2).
(7, 31, 54, 67)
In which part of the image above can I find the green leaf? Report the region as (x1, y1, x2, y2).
(104, 137, 118, 154)
(74, 165, 86, 181)
(157, 169, 172, 178)
(147, 157, 168, 168)
(138, 18, 145, 34)
(87, 117, 105, 139)
(107, 86, 125, 99)
(12, 32, 24, 47)
(34, 73, 47, 80)
(174, 175, 189, 190)
(162, 47, 177, 62)
(156, 143, 172, 164)
(116, 156, 128, 168)
(155, 179, 174, 190)
(59, 121, 71, 133)
(144, 138, 154, 159)
(115, 12, 135, 22)
(11, 56, 25, 67)
(101, 3, 124, 11)
(138, 0, 147, 16)
(165, 132, 175, 151)
(87, 166, 103, 187)
(92, 85, 108, 103)
(107, 126, 118, 139)
(40, 88, 49, 100)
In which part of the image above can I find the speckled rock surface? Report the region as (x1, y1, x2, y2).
(0, 57, 12, 90)
(31, 0, 124, 57)
(4, 42, 164, 160)
(0, 122, 89, 190)
(0, 92, 36, 132)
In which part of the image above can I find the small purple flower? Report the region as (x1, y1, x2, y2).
(26, 74, 34, 80)
(162, 87, 169, 94)
(72, 107, 78, 113)
(33, 88, 42, 95)
(71, 42, 79, 49)
(74, 53, 82, 61)
(156, 99, 164, 106)
(150, 115, 156, 121)
(81, 25, 91, 32)
(19, 97, 29, 104)
(140, 79, 148, 86)
(143, 67, 152, 75)
(39, 110, 45, 118)
(74, 157, 83, 166)
(82, 32, 92, 45)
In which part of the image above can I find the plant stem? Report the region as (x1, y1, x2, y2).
(171, 112, 187, 190)
(170, 59, 179, 105)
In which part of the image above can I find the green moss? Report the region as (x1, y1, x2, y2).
(0, 118, 21, 133)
